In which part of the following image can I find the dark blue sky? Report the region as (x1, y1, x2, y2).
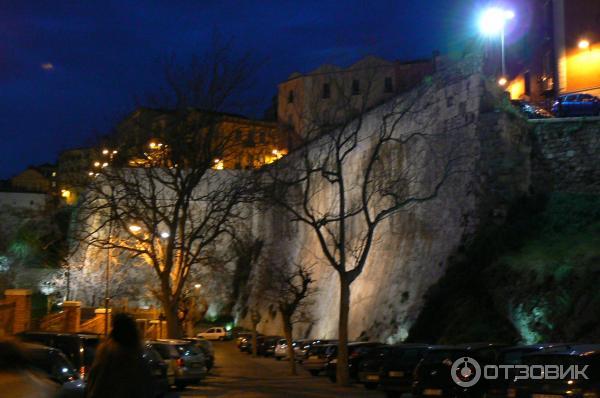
(1, 0, 477, 179)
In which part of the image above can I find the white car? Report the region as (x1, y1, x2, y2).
(196, 326, 229, 341)
(274, 339, 288, 360)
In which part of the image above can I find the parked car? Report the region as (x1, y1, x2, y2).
(196, 326, 230, 341)
(295, 339, 337, 361)
(509, 344, 600, 398)
(412, 344, 508, 398)
(236, 332, 254, 349)
(257, 336, 283, 357)
(182, 337, 215, 371)
(274, 338, 289, 360)
(486, 344, 569, 398)
(302, 343, 338, 376)
(242, 335, 264, 354)
(23, 342, 84, 397)
(148, 339, 207, 390)
(142, 343, 171, 397)
(511, 100, 553, 119)
(357, 344, 394, 389)
(326, 342, 385, 382)
(18, 331, 100, 379)
(378, 344, 435, 395)
(552, 93, 600, 117)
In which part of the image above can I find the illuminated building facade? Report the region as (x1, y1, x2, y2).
(504, 0, 600, 103)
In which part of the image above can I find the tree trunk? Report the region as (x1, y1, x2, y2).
(251, 325, 258, 357)
(162, 297, 183, 338)
(336, 274, 351, 386)
(282, 313, 296, 375)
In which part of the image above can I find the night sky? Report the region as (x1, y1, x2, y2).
(1, 0, 479, 179)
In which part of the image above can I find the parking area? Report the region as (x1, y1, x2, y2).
(167, 341, 385, 397)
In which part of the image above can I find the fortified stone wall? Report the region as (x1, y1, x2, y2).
(530, 118, 600, 194)
(236, 60, 531, 342)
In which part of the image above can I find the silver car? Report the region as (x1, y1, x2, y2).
(148, 339, 207, 389)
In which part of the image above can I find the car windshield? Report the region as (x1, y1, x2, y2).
(152, 344, 179, 359)
(143, 346, 163, 362)
(501, 348, 536, 365)
(28, 349, 77, 379)
(177, 343, 202, 356)
(391, 347, 427, 364)
(82, 338, 100, 367)
(422, 349, 466, 364)
(309, 345, 330, 355)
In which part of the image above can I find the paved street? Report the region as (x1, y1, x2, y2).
(167, 342, 385, 397)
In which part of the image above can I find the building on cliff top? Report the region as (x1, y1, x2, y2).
(500, 0, 600, 105)
(277, 54, 439, 139)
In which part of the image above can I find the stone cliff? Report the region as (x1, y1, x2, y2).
(236, 60, 531, 342)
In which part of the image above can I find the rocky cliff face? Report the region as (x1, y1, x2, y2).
(236, 60, 531, 342)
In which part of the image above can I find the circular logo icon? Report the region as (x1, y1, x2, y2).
(451, 357, 481, 387)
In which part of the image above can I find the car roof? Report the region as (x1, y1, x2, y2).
(149, 339, 191, 345)
(348, 342, 383, 347)
(525, 344, 600, 357)
(21, 342, 57, 352)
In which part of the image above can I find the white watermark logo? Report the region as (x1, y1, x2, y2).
(451, 357, 481, 387)
(450, 357, 590, 387)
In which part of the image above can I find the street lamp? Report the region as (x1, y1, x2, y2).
(479, 7, 515, 84)
(578, 39, 590, 50)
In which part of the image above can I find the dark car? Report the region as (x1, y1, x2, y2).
(18, 331, 100, 379)
(302, 343, 338, 376)
(148, 339, 207, 390)
(511, 100, 553, 119)
(143, 343, 170, 397)
(509, 345, 600, 398)
(412, 344, 508, 398)
(552, 94, 600, 117)
(182, 337, 215, 371)
(242, 335, 264, 354)
(295, 339, 337, 361)
(378, 344, 436, 395)
(486, 344, 570, 398)
(357, 344, 394, 389)
(24, 342, 87, 398)
(325, 342, 385, 382)
(258, 336, 283, 357)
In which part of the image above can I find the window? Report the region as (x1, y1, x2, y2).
(288, 90, 294, 103)
(235, 130, 242, 141)
(259, 131, 266, 143)
(352, 79, 360, 95)
(322, 83, 331, 99)
(384, 77, 393, 93)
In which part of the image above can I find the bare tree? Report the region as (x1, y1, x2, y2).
(262, 66, 470, 384)
(73, 40, 258, 338)
(263, 260, 314, 375)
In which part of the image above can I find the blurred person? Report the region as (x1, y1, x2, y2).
(0, 339, 57, 398)
(85, 313, 154, 398)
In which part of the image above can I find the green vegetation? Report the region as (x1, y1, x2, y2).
(407, 193, 600, 344)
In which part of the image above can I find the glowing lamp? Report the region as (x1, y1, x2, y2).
(578, 39, 590, 49)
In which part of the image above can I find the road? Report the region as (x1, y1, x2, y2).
(167, 341, 385, 397)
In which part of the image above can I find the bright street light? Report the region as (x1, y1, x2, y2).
(479, 7, 515, 85)
(129, 225, 142, 233)
(160, 231, 170, 239)
(194, 283, 201, 289)
(578, 39, 590, 49)
(479, 7, 514, 36)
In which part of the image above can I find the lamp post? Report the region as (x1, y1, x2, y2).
(479, 7, 515, 85)
(102, 149, 117, 337)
